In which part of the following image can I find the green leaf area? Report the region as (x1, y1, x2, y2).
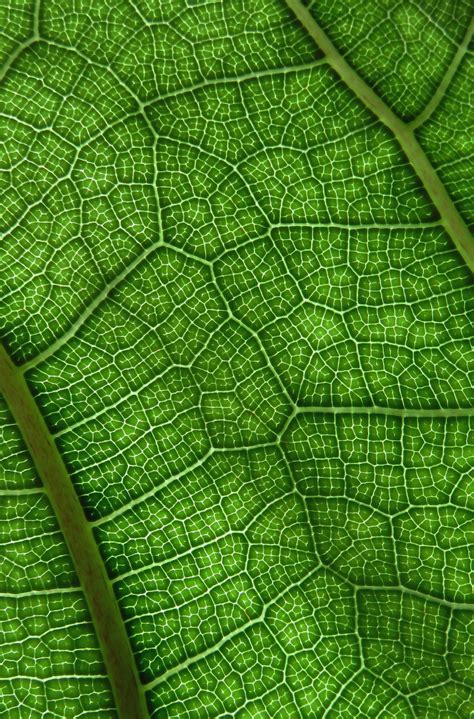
(0, 1, 473, 717)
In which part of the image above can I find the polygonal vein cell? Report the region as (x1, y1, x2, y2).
(285, 0, 474, 272)
(0, 1, 473, 718)
(0, 345, 148, 719)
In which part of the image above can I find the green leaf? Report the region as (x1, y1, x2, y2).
(0, 1, 473, 717)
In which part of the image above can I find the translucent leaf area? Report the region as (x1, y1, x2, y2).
(0, 1, 473, 717)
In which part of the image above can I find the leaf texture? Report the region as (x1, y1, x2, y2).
(0, 1, 473, 717)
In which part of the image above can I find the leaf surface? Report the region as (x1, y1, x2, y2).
(0, 1, 473, 717)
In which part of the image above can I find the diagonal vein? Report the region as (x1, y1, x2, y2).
(0, 343, 149, 719)
(284, 0, 474, 272)
(20, 237, 163, 372)
(410, 15, 474, 130)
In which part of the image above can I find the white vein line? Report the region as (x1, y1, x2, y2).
(21, 237, 164, 372)
(87, 403, 472, 527)
(356, 584, 473, 611)
(326, 563, 472, 611)
(21, 216, 444, 375)
(52, 362, 178, 439)
(112, 491, 292, 585)
(144, 60, 328, 105)
(0, 586, 81, 599)
(0, 37, 37, 83)
(295, 405, 474, 418)
(90, 448, 215, 526)
(0, 0, 41, 84)
(0, 487, 45, 496)
(410, 16, 474, 130)
(271, 221, 442, 230)
(8, 674, 109, 682)
(43, 37, 326, 108)
(144, 564, 320, 690)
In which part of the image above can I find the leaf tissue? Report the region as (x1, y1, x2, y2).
(0, 0, 473, 717)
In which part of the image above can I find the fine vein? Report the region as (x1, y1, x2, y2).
(410, 15, 474, 130)
(21, 238, 163, 372)
(0, 343, 149, 719)
(285, 0, 474, 272)
(295, 405, 474, 418)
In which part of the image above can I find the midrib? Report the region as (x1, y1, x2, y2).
(285, 0, 474, 273)
(0, 343, 149, 719)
